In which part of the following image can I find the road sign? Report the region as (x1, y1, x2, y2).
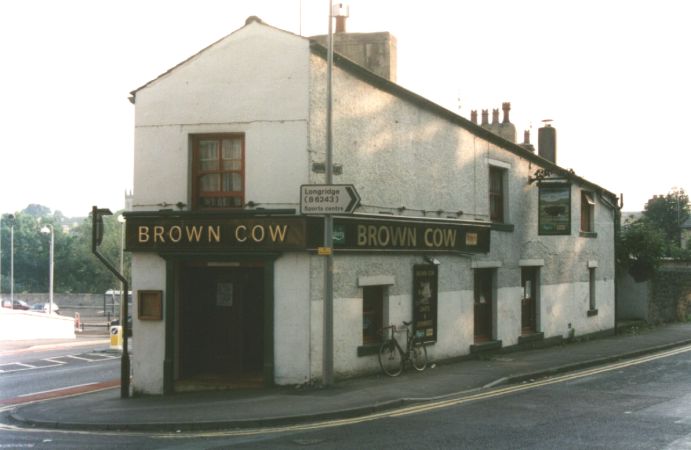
(300, 184, 361, 215)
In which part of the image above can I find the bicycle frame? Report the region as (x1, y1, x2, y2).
(384, 323, 413, 358)
(378, 321, 428, 376)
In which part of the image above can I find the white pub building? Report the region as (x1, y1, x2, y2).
(125, 17, 619, 395)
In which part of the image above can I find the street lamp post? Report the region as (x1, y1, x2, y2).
(8, 215, 15, 304)
(118, 215, 125, 309)
(40, 224, 54, 314)
(0, 216, 3, 300)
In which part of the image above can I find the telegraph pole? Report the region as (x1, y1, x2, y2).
(322, 0, 335, 387)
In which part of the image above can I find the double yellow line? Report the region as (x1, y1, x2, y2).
(175, 344, 691, 439)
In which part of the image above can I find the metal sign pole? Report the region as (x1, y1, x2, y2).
(323, 0, 335, 387)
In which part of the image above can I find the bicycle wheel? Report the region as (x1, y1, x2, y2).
(378, 339, 403, 376)
(410, 340, 427, 371)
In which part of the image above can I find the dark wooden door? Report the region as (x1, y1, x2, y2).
(521, 267, 537, 334)
(180, 265, 263, 379)
(474, 269, 493, 342)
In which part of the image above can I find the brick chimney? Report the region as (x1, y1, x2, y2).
(333, 3, 349, 32)
(498, 102, 516, 143)
(521, 129, 535, 153)
(310, 5, 397, 82)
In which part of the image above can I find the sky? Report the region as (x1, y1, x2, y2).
(1, 0, 689, 218)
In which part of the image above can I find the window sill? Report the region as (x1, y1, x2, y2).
(579, 231, 598, 238)
(491, 223, 515, 233)
(587, 309, 599, 317)
(357, 343, 380, 357)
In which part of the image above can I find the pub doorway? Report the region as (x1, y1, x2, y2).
(521, 267, 538, 335)
(473, 269, 494, 342)
(178, 263, 265, 388)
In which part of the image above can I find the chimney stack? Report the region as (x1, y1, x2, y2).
(502, 102, 511, 123)
(521, 129, 535, 153)
(492, 108, 499, 125)
(481, 109, 489, 126)
(538, 120, 557, 163)
(333, 3, 349, 32)
(470, 110, 478, 124)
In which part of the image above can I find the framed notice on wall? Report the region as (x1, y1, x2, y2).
(538, 183, 571, 235)
(412, 264, 438, 343)
(138, 290, 163, 321)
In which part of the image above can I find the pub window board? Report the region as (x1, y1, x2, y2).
(138, 290, 163, 321)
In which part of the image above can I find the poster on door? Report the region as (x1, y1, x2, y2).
(412, 264, 438, 343)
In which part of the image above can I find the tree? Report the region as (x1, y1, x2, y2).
(642, 188, 690, 250)
(617, 219, 666, 282)
(62, 213, 130, 293)
(618, 188, 691, 282)
(1, 205, 130, 294)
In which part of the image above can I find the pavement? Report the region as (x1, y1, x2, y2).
(5, 321, 691, 432)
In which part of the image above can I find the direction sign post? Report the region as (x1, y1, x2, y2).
(300, 184, 361, 215)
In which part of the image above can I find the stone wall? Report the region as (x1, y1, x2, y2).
(617, 260, 691, 323)
(0, 293, 120, 332)
(651, 261, 691, 322)
(8, 293, 106, 308)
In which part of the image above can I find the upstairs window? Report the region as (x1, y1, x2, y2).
(489, 166, 505, 223)
(192, 134, 245, 209)
(581, 191, 595, 233)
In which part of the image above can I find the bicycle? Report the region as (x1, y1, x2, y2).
(378, 321, 428, 376)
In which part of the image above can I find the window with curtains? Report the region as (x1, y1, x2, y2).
(192, 134, 244, 209)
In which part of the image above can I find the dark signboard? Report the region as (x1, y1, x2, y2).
(331, 217, 490, 254)
(538, 184, 571, 235)
(125, 212, 491, 255)
(125, 214, 307, 252)
(412, 264, 438, 342)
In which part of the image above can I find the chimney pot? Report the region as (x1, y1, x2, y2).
(481, 109, 489, 126)
(471, 110, 478, 124)
(492, 109, 499, 125)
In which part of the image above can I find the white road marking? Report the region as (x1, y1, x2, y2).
(18, 382, 98, 397)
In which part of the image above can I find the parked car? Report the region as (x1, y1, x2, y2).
(30, 302, 60, 314)
(1, 299, 12, 309)
(13, 300, 30, 310)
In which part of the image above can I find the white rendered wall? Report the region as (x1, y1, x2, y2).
(131, 253, 167, 395)
(273, 253, 311, 385)
(133, 22, 311, 211)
